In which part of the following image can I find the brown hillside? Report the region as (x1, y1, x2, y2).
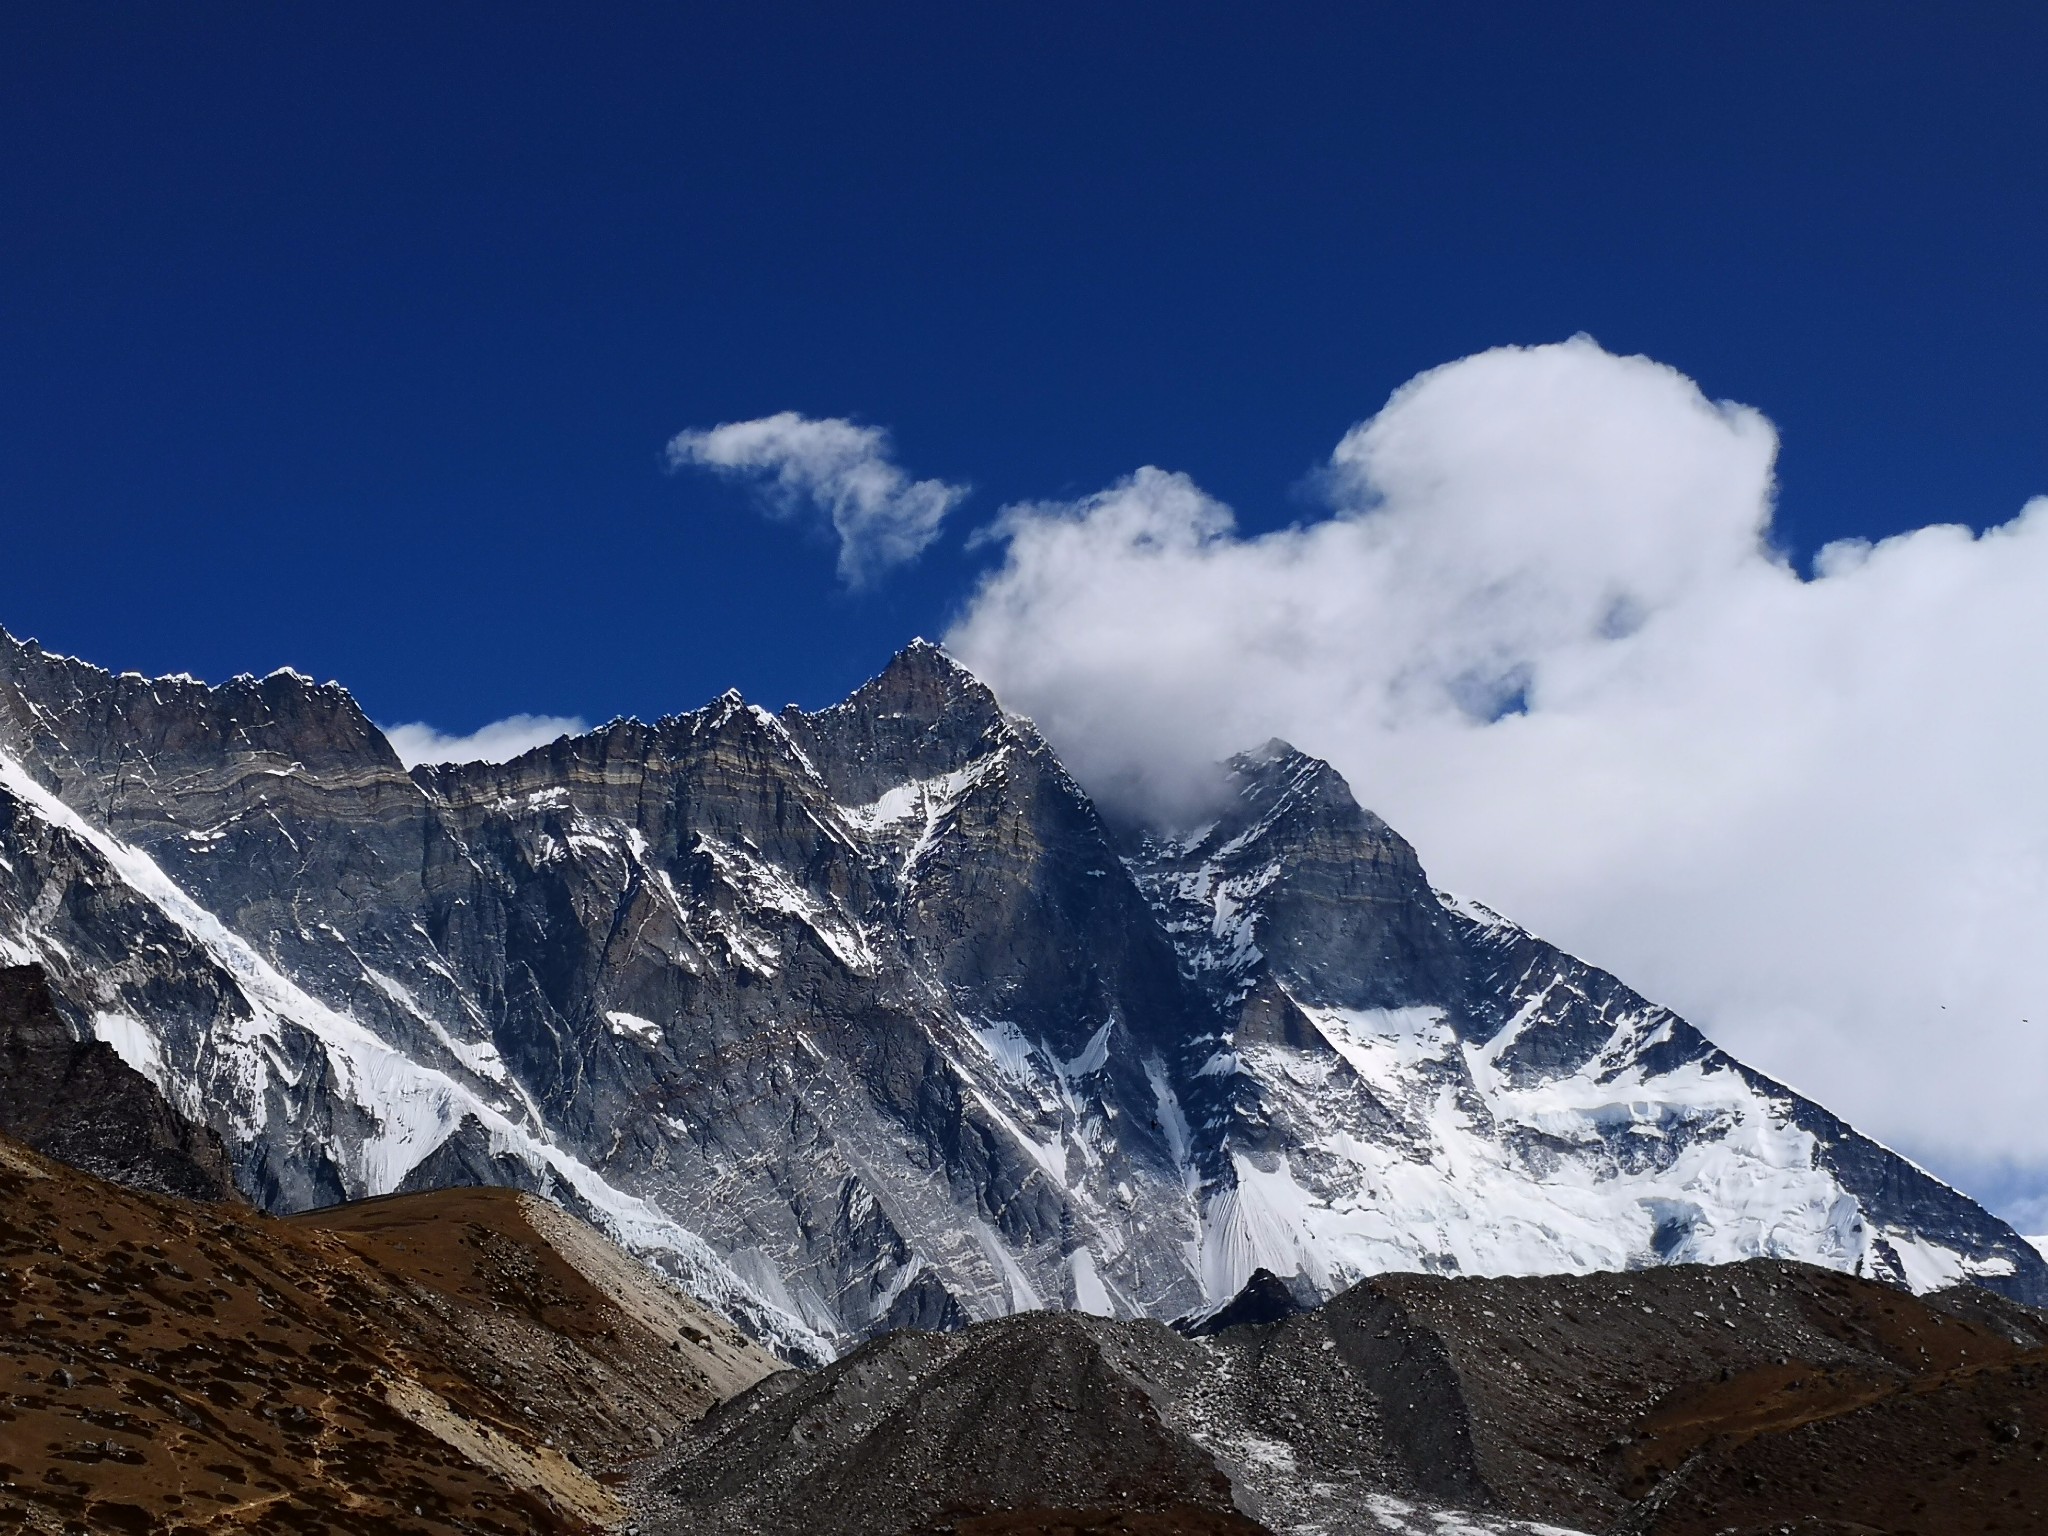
(0, 1134, 778, 1534)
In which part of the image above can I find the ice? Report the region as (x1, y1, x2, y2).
(365, 968, 513, 1087)
(1054, 1017, 1116, 1080)
(91, 1011, 167, 1095)
(1310, 1006, 1458, 1079)
(1191, 980, 2002, 1302)
(973, 1219, 1045, 1313)
(837, 754, 1006, 879)
(1145, 1054, 1195, 1182)
(692, 833, 877, 975)
(954, 1071, 1069, 1189)
(1067, 1247, 1114, 1316)
(1198, 1150, 1334, 1299)
(1228, 1434, 1297, 1474)
(605, 1010, 665, 1046)
(964, 1016, 1038, 1085)
(1362, 1494, 1591, 1536)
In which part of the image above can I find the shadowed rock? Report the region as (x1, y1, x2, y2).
(0, 963, 239, 1201)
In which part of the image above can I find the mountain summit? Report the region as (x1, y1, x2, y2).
(1, 625, 2038, 1359)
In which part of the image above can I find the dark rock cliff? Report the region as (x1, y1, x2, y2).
(0, 963, 239, 1201)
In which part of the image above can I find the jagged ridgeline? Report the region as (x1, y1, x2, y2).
(0, 625, 2039, 1358)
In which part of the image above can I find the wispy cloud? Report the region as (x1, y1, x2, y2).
(948, 336, 2048, 1209)
(383, 714, 588, 768)
(666, 411, 968, 586)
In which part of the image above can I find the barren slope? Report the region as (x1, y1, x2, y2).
(0, 1135, 777, 1534)
(636, 1258, 2048, 1536)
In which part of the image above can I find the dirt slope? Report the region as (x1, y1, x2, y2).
(0, 1134, 778, 1534)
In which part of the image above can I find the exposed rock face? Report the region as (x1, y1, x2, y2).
(0, 963, 239, 1201)
(0, 623, 2040, 1362)
(1171, 1267, 1314, 1339)
(1313, 1260, 2048, 1534)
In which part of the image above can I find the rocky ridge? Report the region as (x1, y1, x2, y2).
(638, 1255, 2048, 1536)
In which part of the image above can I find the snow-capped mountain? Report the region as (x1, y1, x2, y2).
(1121, 742, 2028, 1299)
(0, 624, 2038, 1357)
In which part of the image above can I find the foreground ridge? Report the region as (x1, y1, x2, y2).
(633, 1258, 2048, 1535)
(0, 1122, 778, 1533)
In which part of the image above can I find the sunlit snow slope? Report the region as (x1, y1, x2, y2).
(1120, 741, 2042, 1304)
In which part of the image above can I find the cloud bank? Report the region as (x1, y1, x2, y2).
(668, 412, 968, 586)
(948, 337, 2048, 1213)
(384, 713, 589, 768)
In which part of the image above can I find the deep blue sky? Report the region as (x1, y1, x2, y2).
(3, 4, 2043, 731)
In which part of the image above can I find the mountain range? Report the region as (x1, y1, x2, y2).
(12, 947, 2047, 1536)
(1, 621, 2040, 1366)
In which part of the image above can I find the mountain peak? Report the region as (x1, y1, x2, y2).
(1222, 739, 1366, 825)
(1127, 738, 1466, 1014)
(827, 639, 1004, 732)
(1238, 736, 1304, 766)
(8, 611, 2045, 1391)
(878, 636, 991, 693)
(776, 641, 1010, 803)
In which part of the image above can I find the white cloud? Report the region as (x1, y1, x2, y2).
(948, 336, 2048, 1208)
(667, 411, 968, 586)
(383, 714, 588, 768)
